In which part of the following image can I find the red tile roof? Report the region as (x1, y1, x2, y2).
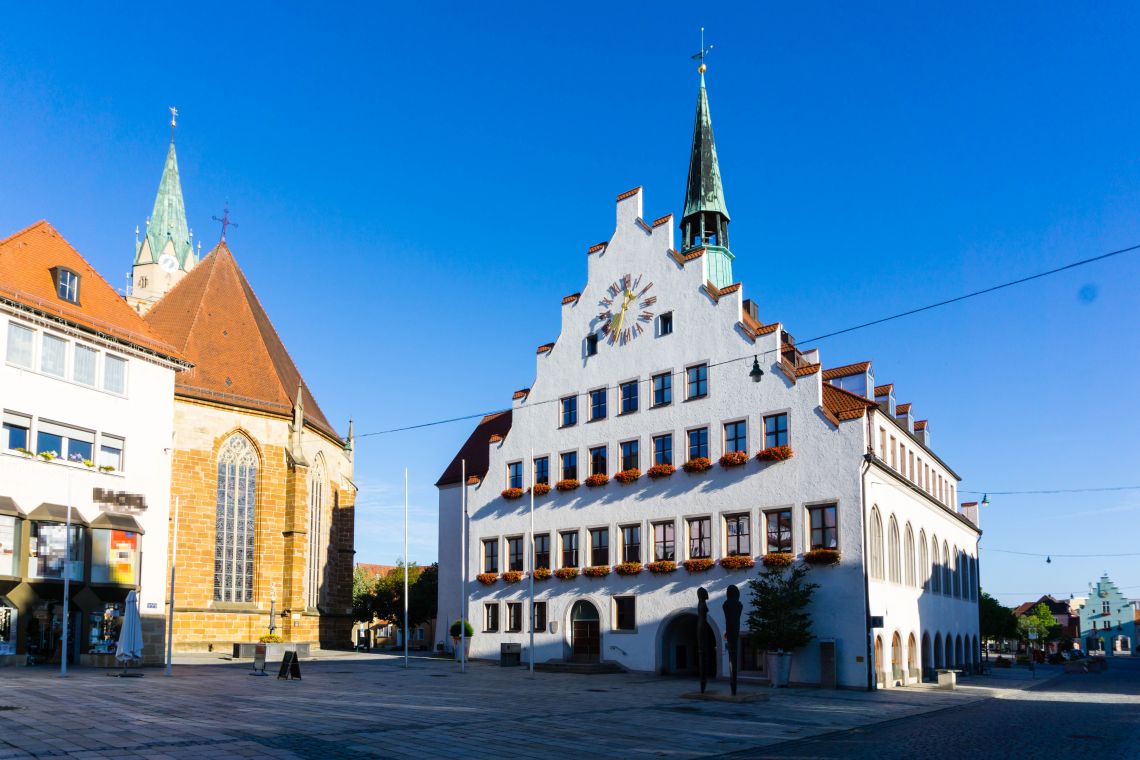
(874, 384, 894, 397)
(436, 411, 513, 487)
(512, 388, 530, 400)
(616, 186, 642, 201)
(915, 419, 928, 431)
(795, 363, 821, 377)
(822, 383, 878, 421)
(356, 563, 398, 579)
(651, 214, 673, 227)
(143, 242, 339, 442)
(822, 361, 871, 380)
(588, 242, 607, 254)
(561, 293, 580, 305)
(895, 403, 912, 414)
(536, 342, 554, 354)
(0, 222, 185, 361)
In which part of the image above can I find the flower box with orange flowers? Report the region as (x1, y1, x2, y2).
(647, 463, 675, 479)
(682, 457, 712, 474)
(501, 570, 524, 584)
(719, 555, 756, 571)
(533, 567, 552, 581)
(803, 548, 841, 566)
(556, 479, 580, 492)
(614, 561, 642, 576)
(584, 473, 609, 488)
(553, 567, 579, 581)
(756, 445, 794, 463)
(476, 573, 498, 585)
(614, 468, 641, 484)
(646, 560, 677, 574)
(718, 451, 749, 468)
(501, 487, 524, 500)
(761, 552, 795, 568)
(583, 565, 610, 578)
(683, 558, 715, 573)
(532, 483, 552, 496)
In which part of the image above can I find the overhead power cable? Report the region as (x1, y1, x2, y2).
(986, 548, 1140, 559)
(961, 486, 1140, 495)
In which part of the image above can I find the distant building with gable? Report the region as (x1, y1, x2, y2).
(1076, 575, 1135, 655)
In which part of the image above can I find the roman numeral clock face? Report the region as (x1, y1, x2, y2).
(597, 273, 656, 346)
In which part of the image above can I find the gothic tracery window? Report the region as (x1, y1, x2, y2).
(306, 458, 325, 609)
(214, 433, 257, 602)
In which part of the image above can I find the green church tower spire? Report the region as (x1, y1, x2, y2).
(681, 63, 734, 288)
(135, 113, 195, 271)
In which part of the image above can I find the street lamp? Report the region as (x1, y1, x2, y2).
(268, 583, 277, 637)
(749, 355, 764, 382)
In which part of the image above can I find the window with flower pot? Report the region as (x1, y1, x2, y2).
(6, 323, 33, 367)
(653, 521, 675, 561)
(560, 451, 578, 481)
(725, 513, 750, 556)
(687, 517, 712, 559)
(620, 440, 639, 471)
(560, 531, 578, 567)
(534, 533, 550, 569)
(590, 528, 609, 566)
(687, 427, 708, 460)
(724, 420, 747, 454)
(652, 372, 672, 406)
(99, 435, 124, 471)
(614, 596, 636, 631)
(507, 536, 524, 572)
(483, 603, 499, 633)
(3, 412, 30, 451)
(531, 601, 547, 633)
(507, 461, 523, 490)
(652, 433, 672, 465)
(534, 456, 549, 486)
(506, 602, 523, 632)
(589, 388, 607, 421)
(589, 446, 607, 476)
(483, 539, 499, 573)
(619, 380, 638, 414)
(808, 504, 838, 550)
(621, 525, 641, 563)
(765, 509, 792, 553)
(764, 413, 788, 448)
(686, 363, 708, 399)
(560, 396, 577, 427)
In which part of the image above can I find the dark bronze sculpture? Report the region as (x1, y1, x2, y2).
(696, 587, 710, 693)
(723, 584, 743, 695)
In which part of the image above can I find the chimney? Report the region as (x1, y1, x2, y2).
(742, 298, 760, 323)
(960, 501, 979, 528)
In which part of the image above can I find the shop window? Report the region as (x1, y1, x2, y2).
(91, 530, 139, 584)
(0, 598, 16, 655)
(0, 516, 16, 576)
(87, 603, 122, 654)
(29, 522, 84, 580)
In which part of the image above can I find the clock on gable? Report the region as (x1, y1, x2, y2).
(597, 273, 657, 345)
(158, 254, 179, 273)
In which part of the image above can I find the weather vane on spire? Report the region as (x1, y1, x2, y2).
(691, 27, 713, 74)
(212, 203, 238, 243)
(169, 106, 178, 141)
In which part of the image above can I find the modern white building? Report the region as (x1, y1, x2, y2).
(0, 221, 187, 665)
(435, 67, 981, 689)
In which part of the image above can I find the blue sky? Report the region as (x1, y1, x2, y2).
(2, 3, 1138, 609)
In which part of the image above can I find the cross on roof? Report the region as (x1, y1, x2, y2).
(212, 204, 238, 242)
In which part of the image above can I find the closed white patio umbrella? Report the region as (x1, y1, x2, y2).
(114, 590, 144, 677)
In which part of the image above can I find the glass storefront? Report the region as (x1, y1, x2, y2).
(0, 598, 16, 655)
(28, 522, 85, 580)
(91, 530, 139, 585)
(87, 603, 123, 654)
(0, 515, 16, 576)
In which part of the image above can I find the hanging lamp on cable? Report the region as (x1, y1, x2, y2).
(749, 355, 764, 382)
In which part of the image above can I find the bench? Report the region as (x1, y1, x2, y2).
(936, 668, 962, 689)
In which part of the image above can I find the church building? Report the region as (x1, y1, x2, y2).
(436, 65, 981, 689)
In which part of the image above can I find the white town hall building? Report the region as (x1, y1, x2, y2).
(435, 66, 981, 689)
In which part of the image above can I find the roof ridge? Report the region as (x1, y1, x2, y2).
(0, 220, 49, 248)
(825, 382, 878, 406)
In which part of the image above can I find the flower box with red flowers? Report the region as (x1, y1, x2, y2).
(718, 451, 749, 468)
(553, 567, 579, 581)
(682, 457, 712, 474)
(501, 487, 524, 500)
(614, 561, 643, 576)
(647, 463, 675, 479)
(646, 560, 677, 574)
(614, 468, 641, 484)
(533, 567, 552, 581)
(719, 555, 756, 571)
(756, 445, 794, 463)
(476, 573, 498, 585)
(501, 570, 524, 584)
(761, 552, 795, 568)
(683, 558, 715, 573)
(555, 479, 580, 492)
(803, 548, 841, 566)
(583, 565, 610, 578)
(532, 483, 552, 496)
(585, 473, 609, 488)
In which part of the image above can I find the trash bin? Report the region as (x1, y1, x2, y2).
(500, 643, 522, 667)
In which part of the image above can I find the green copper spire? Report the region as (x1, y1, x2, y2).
(681, 66, 734, 287)
(136, 138, 195, 270)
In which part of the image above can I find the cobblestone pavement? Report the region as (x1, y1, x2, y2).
(0, 652, 1070, 759)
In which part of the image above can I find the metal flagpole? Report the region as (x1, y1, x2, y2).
(165, 497, 180, 676)
(529, 448, 535, 674)
(61, 474, 72, 678)
(404, 468, 409, 669)
(460, 459, 466, 674)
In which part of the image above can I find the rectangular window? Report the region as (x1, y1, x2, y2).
(561, 451, 578, 481)
(483, 539, 499, 573)
(483, 603, 499, 633)
(534, 533, 550, 569)
(726, 513, 750, 556)
(586, 334, 598, 356)
(659, 312, 673, 336)
(764, 413, 788, 448)
(590, 527, 609, 566)
(620, 380, 639, 414)
(687, 427, 709, 460)
(3, 412, 31, 451)
(686, 364, 708, 399)
(614, 596, 636, 631)
(765, 509, 793, 553)
(41, 333, 66, 377)
(652, 372, 672, 406)
(908, 451, 914, 481)
(560, 395, 577, 427)
(5, 323, 34, 367)
(56, 269, 79, 302)
(507, 461, 523, 490)
(724, 420, 747, 454)
(534, 456, 549, 486)
(621, 525, 641, 563)
(808, 504, 838, 550)
(688, 517, 712, 559)
(561, 531, 579, 567)
(532, 601, 547, 633)
(653, 433, 673, 465)
(28, 522, 84, 580)
(653, 521, 675, 561)
(620, 439, 639, 471)
(589, 388, 607, 421)
(73, 344, 97, 386)
(99, 435, 124, 471)
(36, 430, 62, 457)
(506, 602, 523, 633)
(103, 354, 126, 394)
(890, 436, 897, 470)
(879, 428, 887, 460)
(589, 445, 607, 476)
(507, 536, 524, 571)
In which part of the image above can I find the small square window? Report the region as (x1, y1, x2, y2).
(483, 603, 499, 633)
(586, 333, 599, 357)
(3, 412, 31, 451)
(619, 381, 639, 414)
(686, 364, 708, 399)
(658, 312, 673, 336)
(99, 436, 124, 471)
(614, 596, 636, 631)
(53, 268, 80, 304)
(5, 323, 34, 367)
(652, 372, 672, 407)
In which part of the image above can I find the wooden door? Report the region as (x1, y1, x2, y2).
(572, 620, 600, 662)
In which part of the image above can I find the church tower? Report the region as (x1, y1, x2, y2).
(680, 63, 734, 289)
(128, 111, 197, 314)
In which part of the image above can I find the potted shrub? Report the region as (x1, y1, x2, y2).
(718, 451, 749, 468)
(476, 572, 498, 585)
(614, 561, 642, 576)
(761, 552, 794, 569)
(501, 570, 524, 584)
(647, 463, 675, 479)
(646, 560, 677, 574)
(719, 555, 755, 571)
(533, 567, 552, 581)
(682, 457, 712, 474)
(501, 487, 524, 500)
(450, 619, 474, 660)
(554, 567, 579, 581)
(584, 473, 609, 488)
(532, 483, 552, 496)
(803, 548, 840, 566)
(614, 468, 641, 484)
(583, 565, 610, 578)
(556, 479, 580, 492)
(756, 445, 794, 462)
(747, 563, 819, 687)
(683, 558, 714, 573)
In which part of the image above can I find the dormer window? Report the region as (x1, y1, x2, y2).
(51, 267, 80, 304)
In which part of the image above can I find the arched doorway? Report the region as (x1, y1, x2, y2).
(908, 633, 918, 681)
(660, 613, 718, 676)
(955, 635, 963, 668)
(944, 634, 953, 668)
(874, 635, 884, 686)
(934, 633, 943, 668)
(570, 600, 600, 663)
(922, 632, 933, 680)
(890, 632, 902, 684)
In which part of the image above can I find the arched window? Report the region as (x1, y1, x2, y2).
(869, 507, 884, 580)
(306, 456, 326, 609)
(918, 530, 928, 590)
(214, 433, 258, 602)
(887, 516, 901, 583)
(930, 536, 941, 593)
(903, 523, 915, 587)
(942, 541, 951, 595)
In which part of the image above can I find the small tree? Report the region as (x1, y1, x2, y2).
(352, 565, 378, 624)
(746, 563, 819, 651)
(979, 590, 1018, 645)
(450, 619, 474, 638)
(1018, 603, 1059, 652)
